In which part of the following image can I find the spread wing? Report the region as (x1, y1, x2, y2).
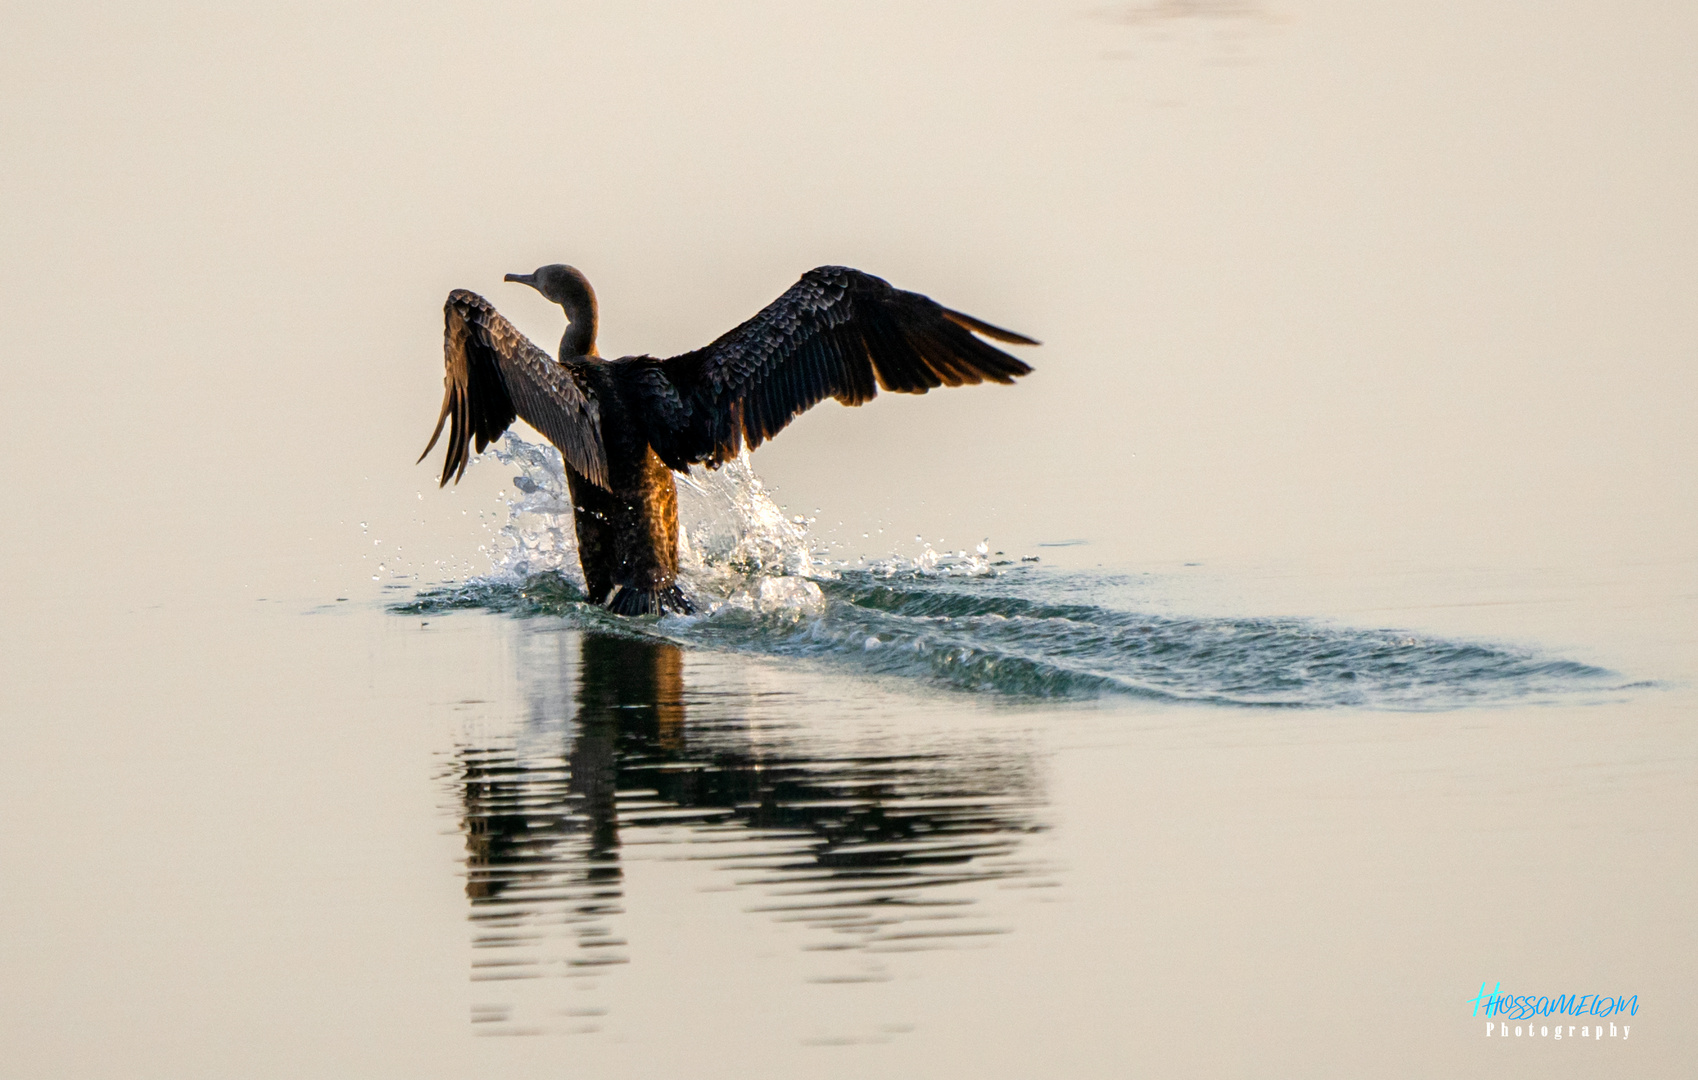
(419, 290, 609, 488)
(648, 266, 1036, 468)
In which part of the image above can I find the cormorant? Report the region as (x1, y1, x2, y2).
(421, 264, 1037, 615)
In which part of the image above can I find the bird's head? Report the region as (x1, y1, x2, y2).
(506, 263, 600, 357)
(505, 264, 595, 310)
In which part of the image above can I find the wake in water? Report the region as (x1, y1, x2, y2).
(398, 432, 1626, 710)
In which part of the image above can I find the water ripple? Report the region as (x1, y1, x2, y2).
(396, 432, 1628, 711)
(404, 567, 1624, 709)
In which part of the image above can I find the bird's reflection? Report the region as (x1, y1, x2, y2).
(454, 632, 1046, 1028)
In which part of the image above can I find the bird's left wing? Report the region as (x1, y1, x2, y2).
(420, 290, 609, 488)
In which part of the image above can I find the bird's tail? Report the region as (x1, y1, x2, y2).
(605, 583, 695, 617)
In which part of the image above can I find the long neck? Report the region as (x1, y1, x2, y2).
(558, 293, 598, 359)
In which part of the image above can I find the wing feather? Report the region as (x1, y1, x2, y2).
(654, 266, 1037, 467)
(420, 290, 609, 488)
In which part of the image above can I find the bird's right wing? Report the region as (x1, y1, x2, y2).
(650, 266, 1036, 469)
(419, 290, 609, 488)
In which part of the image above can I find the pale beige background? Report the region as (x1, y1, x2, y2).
(3, 2, 1693, 1076)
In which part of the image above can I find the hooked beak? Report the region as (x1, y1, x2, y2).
(504, 272, 538, 287)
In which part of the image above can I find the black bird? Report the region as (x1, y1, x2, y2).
(421, 264, 1037, 615)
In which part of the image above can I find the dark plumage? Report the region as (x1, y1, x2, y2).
(421, 264, 1037, 615)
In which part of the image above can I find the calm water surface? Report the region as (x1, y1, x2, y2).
(4, 545, 1693, 1076)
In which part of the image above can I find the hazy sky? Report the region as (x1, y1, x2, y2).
(5, 1, 1695, 598)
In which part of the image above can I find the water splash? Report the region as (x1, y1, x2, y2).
(399, 433, 1631, 711)
(485, 431, 828, 615)
(485, 431, 581, 581)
